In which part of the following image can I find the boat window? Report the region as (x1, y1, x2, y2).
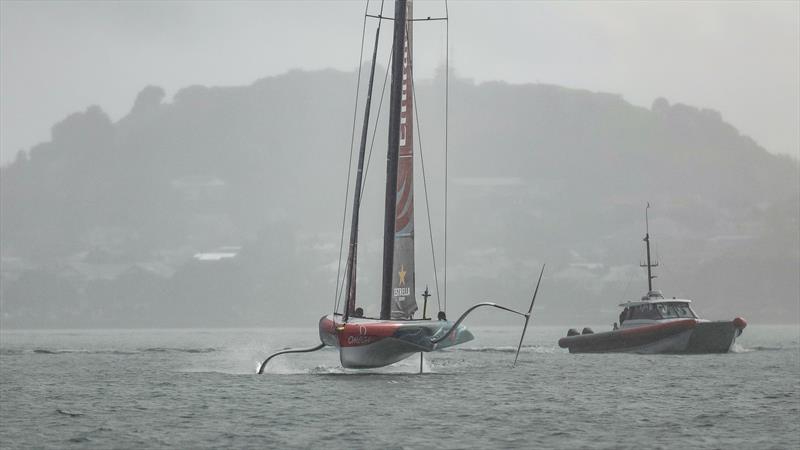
(670, 303, 696, 318)
(652, 302, 697, 318)
(629, 304, 661, 320)
(659, 303, 679, 318)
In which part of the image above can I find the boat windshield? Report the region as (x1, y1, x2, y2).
(627, 302, 697, 321)
(655, 302, 696, 319)
(628, 304, 661, 320)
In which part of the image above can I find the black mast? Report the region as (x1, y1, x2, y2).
(343, 9, 384, 321)
(641, 203, 658, 292)
(380, 0, 408, 320)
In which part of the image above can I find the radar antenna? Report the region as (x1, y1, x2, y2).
(640, 202, 659, 292)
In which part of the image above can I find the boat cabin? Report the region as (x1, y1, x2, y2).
(617, 290, 698, 327)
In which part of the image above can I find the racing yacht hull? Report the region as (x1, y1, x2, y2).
(319, 315, 474, 368)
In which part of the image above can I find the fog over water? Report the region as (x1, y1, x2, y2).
(2, 1, 799, 165)
(0, 1, 798, 329)
(1, 3, 799, 449)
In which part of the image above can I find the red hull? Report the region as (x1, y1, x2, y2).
(318, 315, 474, 368)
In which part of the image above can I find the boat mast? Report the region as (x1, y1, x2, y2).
(380, 0, 408, 320)
(389, 0, 417, 320)
(641, 202, 658, 292)
(343, 6, 384, 321)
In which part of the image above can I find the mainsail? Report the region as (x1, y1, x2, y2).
(390, 1, 417, 319)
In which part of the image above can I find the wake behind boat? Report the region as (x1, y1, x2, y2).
(259, 0, 544, 373)
(558, 205, 747, 354)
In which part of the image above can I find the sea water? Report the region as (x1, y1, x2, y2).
(1, 325, 798, 449)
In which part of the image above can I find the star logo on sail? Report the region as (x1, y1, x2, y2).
(398, 265, 407, 286)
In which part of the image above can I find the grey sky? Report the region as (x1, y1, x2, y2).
(1, 0, 798, 165)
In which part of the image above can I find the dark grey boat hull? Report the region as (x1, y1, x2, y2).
(559, 319, 746, 354)
(684, 321, 743, 353)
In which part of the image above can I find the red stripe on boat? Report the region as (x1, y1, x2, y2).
(338, 322, 402, 347)
(558, 319, 697, 349)
(319, 318, 403, 347)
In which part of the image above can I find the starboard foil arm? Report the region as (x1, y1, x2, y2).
(429, 303, 526, 344)
(513, 264, 545, 367)
(257, 342, 326, 374)
(429, 265, 546, 367)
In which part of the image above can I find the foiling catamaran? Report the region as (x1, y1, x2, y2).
(258, 0, 544, 373)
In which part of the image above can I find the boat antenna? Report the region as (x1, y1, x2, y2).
(421, 286, 430, 319)
(641, 202, 659, 292)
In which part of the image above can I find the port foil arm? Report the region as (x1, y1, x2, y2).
(257, 342, 326, 374)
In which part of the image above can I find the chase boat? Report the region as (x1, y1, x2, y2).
(558, 206, 747, 354)
(558, 290, 747, 354)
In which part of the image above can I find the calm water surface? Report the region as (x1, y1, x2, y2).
(1, 325, 798, 449)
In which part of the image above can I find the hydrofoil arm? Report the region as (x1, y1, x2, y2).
(430, 265, 545, 368)
(430, 302, 526, 345)
(513, 264, 545, 367)
(257, 342, 326, 374)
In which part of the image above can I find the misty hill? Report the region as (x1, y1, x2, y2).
(1, 68, 798, 328)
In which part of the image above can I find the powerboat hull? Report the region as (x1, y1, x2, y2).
(319, 315, 474, 368)
(558, 319, 746, 354)
(685, 320, 745, 353)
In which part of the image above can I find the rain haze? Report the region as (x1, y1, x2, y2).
(1, 1, 800, 449)
(0, 0, 799, 325)
(2, 1, 799, 164)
